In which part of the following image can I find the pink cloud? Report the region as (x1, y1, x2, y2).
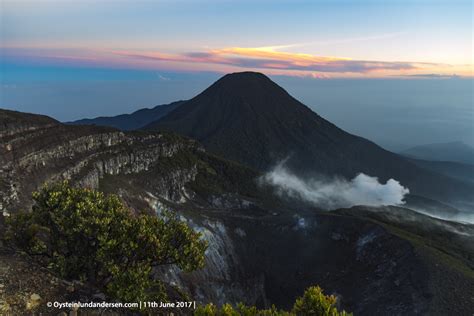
(2, 45, 469, 78)
(111, 47, 439, 74)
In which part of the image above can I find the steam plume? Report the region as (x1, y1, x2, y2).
(261, 162, 409, 209)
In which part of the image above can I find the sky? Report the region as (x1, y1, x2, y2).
(0, 0, 473, 150)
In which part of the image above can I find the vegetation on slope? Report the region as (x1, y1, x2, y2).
(2, 182, 352, 315)
(196, 286, 351, 316)
(4, 181, 207, 303)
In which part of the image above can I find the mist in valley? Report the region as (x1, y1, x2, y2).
(261, 160, 474, 227)
(260, 160, 410, 209)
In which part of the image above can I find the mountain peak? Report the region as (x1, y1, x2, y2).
(144, 72, 341, 170)
(143, 72, 474, 206)
(201, 71, 290, 103)
(219, 71, 271, 82)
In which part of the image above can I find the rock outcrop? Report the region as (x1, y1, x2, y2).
(0, 110, 202, 214)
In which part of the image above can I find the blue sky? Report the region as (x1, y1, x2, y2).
(1, 0, 472, 74)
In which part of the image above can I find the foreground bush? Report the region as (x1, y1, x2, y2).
(6, 181, 207, 302)
(195, 286, 351, 316)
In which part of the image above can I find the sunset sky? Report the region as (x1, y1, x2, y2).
(0, 0, 472, 149)
(1, 0, 472, 78)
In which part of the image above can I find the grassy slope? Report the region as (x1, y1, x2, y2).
(379, 223, 474, 314)
(333, 207, 474, 314)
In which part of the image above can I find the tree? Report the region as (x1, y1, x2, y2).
(292, 286, 351, 316)
(6, 181, 207, 302)
(194, 286, 351, 316)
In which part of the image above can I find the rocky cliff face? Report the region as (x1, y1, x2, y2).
(0, 112, 201, 215)
(148, 203, 474, 315)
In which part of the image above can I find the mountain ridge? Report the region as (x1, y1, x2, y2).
(67, 100, 185, 130)
(401, 141, 474, 165)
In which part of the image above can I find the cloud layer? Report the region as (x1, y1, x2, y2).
(113, 46, 432, 74)
(261, 162, 409, 209)
(2, 45, 469, 78)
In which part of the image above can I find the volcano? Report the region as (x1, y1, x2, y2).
(145, 72, 473, 206)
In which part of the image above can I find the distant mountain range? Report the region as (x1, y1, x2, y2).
(400, 141, 474, 165)
(68, 100, 184, 130)
(407, 157, 474, 184)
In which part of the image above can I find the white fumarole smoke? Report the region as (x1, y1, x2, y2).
(261, 162, 409, 209)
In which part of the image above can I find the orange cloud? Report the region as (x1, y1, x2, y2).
(2, 45, 471, 78)
(112, 46, 448, 75)
(212, 47, 346, 63)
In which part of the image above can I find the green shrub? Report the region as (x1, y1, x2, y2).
(292, 286, 351, 316)
(6, 181, 207, 302)
(195, 286, 351, 316)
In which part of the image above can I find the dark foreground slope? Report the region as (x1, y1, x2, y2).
(145, 72, 474, 207)
(1, 109, 473, 315)
(68, 100, 184, 130)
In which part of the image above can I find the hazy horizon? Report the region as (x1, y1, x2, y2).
(1, 68, 472, 151)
